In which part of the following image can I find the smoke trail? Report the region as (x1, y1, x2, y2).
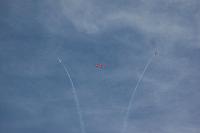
(58, 57, 86, 133)
(121, 54, 155, 133)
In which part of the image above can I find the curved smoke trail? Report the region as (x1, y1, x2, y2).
(58, 57, 86, 133)
(121, 54, 155, 133)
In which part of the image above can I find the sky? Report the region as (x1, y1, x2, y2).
(0, 0, 200, 133)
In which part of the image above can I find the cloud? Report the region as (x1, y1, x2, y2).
(58, 0, 197, 42)
(1, 0, 200, 133)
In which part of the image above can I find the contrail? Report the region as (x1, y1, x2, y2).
(121, 54, 156, 133)
(57, 57, 86, 133)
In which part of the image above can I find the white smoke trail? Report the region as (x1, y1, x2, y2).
(58, 57, 86, 133)
(121, 54, 155, 133)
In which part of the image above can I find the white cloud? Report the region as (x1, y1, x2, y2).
(58, 0, 196, 41)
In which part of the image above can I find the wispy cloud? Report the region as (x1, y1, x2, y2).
(0, 0, 199, 133)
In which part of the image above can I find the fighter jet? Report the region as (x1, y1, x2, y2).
(154, 49, 158, 56)
(58, 57, 62, 63)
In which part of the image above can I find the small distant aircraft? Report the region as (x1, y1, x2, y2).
(96, 64, 106, 69)
(57, 57, 62, 63)
(154, 49, 158, 56)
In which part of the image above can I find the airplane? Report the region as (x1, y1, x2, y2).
(57, 57, 62, 63)
(154, 48, 158, 56)
(96, 64, 106, 69)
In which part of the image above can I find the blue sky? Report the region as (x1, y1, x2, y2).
(0, 0, 200, 133)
